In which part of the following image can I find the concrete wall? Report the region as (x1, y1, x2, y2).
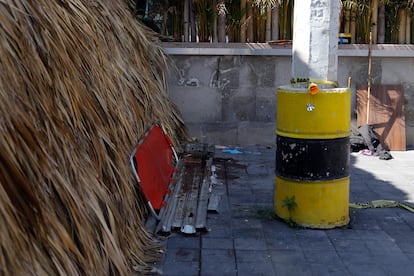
(165, 43, 414, 149)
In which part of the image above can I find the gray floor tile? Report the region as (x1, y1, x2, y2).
(345, 264, 387, 276)
(269, 249, 306, 264)
(232, 226, 264, 239)
(298, 237, 335, 252)
(201, 249, 237, 276)
(202, 237, 233, 250)
(310, 263, 350, 276)
(200, 262, 237, 276)
(406, 253, 414, 262)
(164, 248, 199, 263)
(272, 262, 312, 276)
(344, 230, 392, 241)
(234, 237, 267, 250)
(303, 249, 342, 264)
(381, 263, 414, 275)
(235, 249, 272, 263)
(167, 235, 200, 249)
(266, 237, 302, 251)
(237, 261, 275, 276)
(296, 229, 328, 239)
(330, 238, 370, 253)
(161, 261, 199, 276)
(364, 239, 404, 255)
(201, 248, 235, 263)
(204, 224, 232, 238)
(339, 251, 377, 266)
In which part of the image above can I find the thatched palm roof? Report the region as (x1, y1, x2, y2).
(0, 0, 187, 274)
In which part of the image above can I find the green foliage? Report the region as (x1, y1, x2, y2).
(282, 195, 298, 227)
(282, 195, 297, 212)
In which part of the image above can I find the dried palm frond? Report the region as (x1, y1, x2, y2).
(0, 0, 188, 275)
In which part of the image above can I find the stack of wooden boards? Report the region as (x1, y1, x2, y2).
(130, 123, 215, 235)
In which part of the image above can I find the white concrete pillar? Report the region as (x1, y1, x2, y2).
(292, 0, 341, 82)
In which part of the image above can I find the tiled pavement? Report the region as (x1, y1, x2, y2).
(153, 146, 414, 276)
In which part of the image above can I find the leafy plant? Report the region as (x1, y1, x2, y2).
(282, 195, 297, 211)
(282, 195, 297, 227)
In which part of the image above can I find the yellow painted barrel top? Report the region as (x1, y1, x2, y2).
(276, 86, 351, 139)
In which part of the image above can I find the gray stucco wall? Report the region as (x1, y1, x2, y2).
(165, 44, 414, 149)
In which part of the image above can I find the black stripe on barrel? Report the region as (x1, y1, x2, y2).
(276, 135, 350, 181)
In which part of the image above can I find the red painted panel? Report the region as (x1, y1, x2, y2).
(132, 124, 175, 211)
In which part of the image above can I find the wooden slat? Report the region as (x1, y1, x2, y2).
(357, 84, 406, 151)
(195, 157, 213, 229)
(156, 162, 184, 233)
(155, 146, 214, 234)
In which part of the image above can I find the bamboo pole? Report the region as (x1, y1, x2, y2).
(366, 27, 373, 124)
(240, 0, 247, 42)
(184, 0, 189, 41)
(406, 12, 411, 44)
(371, 0, 378, 44)
(398, 9, 407, 44)
(266, 5, 272, 41)
(247, 0, 254, 42)
(378, 5, 385, 43)
(213, 0, 218, 42)
(282, 0, 291, 40)
(350, 8, 356, 43)
(271, 4, 279, 41)
(344, 8, 350, 33)
(190, 0, 196, 42)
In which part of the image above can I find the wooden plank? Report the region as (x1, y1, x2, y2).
(156, 160, 185, 233)
(180, 170, 200, 234)
(357, 84, 406, 151)
(156, 144, 214, 234)
(195, 157, 213, 229)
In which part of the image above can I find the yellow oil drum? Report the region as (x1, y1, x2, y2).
(274, 85, 351, 228)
